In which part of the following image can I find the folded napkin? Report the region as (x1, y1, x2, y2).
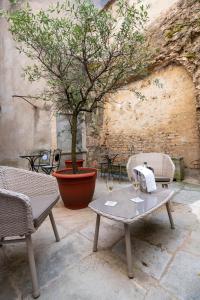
(133, 165, 157, 193)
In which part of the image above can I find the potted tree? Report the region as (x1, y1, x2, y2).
(5, 0, 151, 209)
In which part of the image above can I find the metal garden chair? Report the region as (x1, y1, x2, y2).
(41, 149, 62, 175)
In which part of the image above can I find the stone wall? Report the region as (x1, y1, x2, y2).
(86, 0, 200, 171)
(103, 66, 200, 168)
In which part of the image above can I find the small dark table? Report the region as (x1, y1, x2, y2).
(100, 162, 127, 182)
(19, 154, 42, 171)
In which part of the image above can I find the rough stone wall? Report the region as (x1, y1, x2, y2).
(149, 0, 200, 128)
(86, 0, 200, 170)
(103, 66, 200, 168)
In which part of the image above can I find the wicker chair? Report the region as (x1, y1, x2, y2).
(127, 153, 175, 185)
(0, 166, 60, 298)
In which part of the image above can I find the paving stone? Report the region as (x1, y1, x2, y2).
(6, 233, 92, 297)
(32, 220, 70, 250)
(190, 200, 200, 222)
(145, 286, 179, 300)
(172, 190, 200, 205)
(0, 271, 19, 300)
(40, 254, 146, 300)
(80, 220, 124, 249)
(129, 219, 189, 253)
(182, 182, 200, 191)
(148, 203, 199, 231)
(161, 251, 200, 300)
(96, 249, 158, 292)
(184, 231, 200, 256)
(170, 182, 184, 193)
(54, 206, 94, 220)
(37, 233, 92, 284)
(112, 236, 171, 280)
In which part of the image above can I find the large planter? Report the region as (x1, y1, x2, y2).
(65, 159, 84, 168)
(53, 168, 97, 209)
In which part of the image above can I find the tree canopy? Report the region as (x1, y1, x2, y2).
(4, 0, 151, 170)
(6, 0, 151, 116)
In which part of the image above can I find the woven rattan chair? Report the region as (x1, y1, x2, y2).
(0, 166, 60, 298)
(127, 153, 175, 185)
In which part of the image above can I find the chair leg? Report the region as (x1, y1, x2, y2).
(124, 223, 134, 279)
(0, 237, 4, 247)
(166, 201, 175, 229)
(26, 235, 40, 299)
(93, 214, 101, 252)
(49, 211, 60, 242)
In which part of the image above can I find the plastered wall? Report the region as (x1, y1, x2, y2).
(0, 0, 56, 167)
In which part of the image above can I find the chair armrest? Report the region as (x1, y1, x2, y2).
(0, 188, 35, 238)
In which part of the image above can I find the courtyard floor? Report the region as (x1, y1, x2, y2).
(1, 178, 200, 300)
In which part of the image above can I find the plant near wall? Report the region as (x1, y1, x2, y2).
(5, 0, 152, 173)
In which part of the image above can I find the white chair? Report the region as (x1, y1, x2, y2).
(127, 153, 175, 185)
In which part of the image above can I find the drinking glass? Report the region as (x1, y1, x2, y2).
(132, 180, 140, 196)
(106, 176, 114, 193)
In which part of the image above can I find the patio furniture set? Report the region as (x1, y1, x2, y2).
(19, 148, 62, 174)
(0, 153, 175, 298)
(101, 152, 182, 183)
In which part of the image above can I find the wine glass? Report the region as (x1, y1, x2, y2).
(132, 180, 140, 196)
(106, 176, 114, 193)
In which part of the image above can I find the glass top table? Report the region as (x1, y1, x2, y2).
(89, 185, 175, 278)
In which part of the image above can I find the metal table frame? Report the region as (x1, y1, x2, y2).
(100, 162, 127, 181)
(19, 154, 42, 171)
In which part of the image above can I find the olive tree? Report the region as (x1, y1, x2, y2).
(5, 0, 151, 172)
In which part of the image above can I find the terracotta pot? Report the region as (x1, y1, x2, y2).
(65, 159, 84, 168)
(53, 168, 97, 209)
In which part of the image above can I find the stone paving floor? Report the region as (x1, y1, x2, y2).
(1, 178, 200, 300)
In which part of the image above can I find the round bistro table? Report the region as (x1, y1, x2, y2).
(19, 154, 42, 171)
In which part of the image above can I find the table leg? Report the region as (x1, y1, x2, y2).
(166, 201, 175, 229)
(124, 223, 134, 279)
(25, 157, 34, 171)
(119, 164, 122, 183)
(30, 158, 35, 171)
(162, 184, 174, 211)
(93, 214, 101, 252)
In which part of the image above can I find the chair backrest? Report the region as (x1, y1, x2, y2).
(51, 149, 62, 169)
(126, 153, 175, 182)
(0, 166, 36, 196)
(38, 150, 51, 166)
(0, 167, 35, 237)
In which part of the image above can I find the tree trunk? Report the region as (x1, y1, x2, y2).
(71, 113, 78, 174)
